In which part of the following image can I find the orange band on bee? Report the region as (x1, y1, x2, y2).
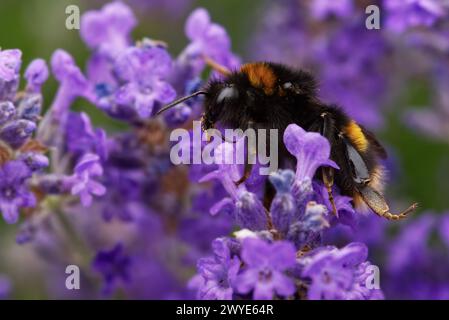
(240, 62, 277, 95)
(343, 121, 369, 152)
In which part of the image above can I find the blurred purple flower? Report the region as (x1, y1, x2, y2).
(65, 112, 108, 161)
(235, 238, 296, 300)
(92, 243, 132, 296)
(316, 26, 387, 128)
(381, 214, 449, 299)
(0, 160, 35, 224)
(250, 0, 309, 65)
(81, 1, 136, 58)
(69, 153, 106, 207)
(385, 0, 447, 33)
(113, 45, 176, 118)
(24, 59, 49, 93)
(18, 152, 49, 172)
(180, 7, 239, 76)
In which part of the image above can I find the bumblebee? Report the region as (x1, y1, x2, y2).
(158, 61, 417, 220)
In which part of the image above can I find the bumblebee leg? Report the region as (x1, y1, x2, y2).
(357, 184, 418, 220)
(235, 121, 256, 186)
(322, 167, 338, 215)
(320, 112, 338, 215)
(203, 55, 232, 76)
(235, 156, 254, 186)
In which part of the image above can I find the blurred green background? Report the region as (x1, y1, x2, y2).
(1, 0, 449, 298)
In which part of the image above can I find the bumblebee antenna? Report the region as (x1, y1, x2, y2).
(156, 90, 208, 115)
(204, 55, 232, 76)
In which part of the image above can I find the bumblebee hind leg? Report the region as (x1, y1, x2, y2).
(322, 167, 338, 216)
(357, 184, 418, 220)
(320, 112, 338, 215)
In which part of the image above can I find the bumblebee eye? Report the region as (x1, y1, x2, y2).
(282, 82, 293, 90)
(217, 84, 239, 104)
(282, 82, 302, 94)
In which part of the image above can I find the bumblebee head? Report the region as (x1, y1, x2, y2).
(157, 62, 317, 131)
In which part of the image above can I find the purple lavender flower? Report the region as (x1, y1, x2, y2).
(0, 119, 36, 149)
(193, 238, 240, 300)
(24, 59, 49, 93)
(92, 243, 132, 296)
(0, 49, 21, 81)
(180, 8, 239, 76)
(16, 93, 43, 122)
(235, 191, 268, 231)
(301, 242, 384, 300)
(200, 140, 267, 230)
(18, 152, 49, 172)
(65, 112, 108, 161)
(81, 1, 136, 58)
(0, 49, 21, 101)
(163, 103, 192, 127)
(0, 101, 16, 125)
(284, 124, 338, 185)
(235, 238, 296, 300)
(385, 0, 447, 33)
(269, 170, 297, 234)
(113, 45, 176, 118)
(68, 153, 106, 207)
(286, 201, 330, 249)
(0, 160, 35, 224)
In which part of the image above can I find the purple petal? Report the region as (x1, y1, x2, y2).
(284, 124, 338, 182)
(185, 8, 211, 40)
(24, 59, 49, 91)
(0, 49, 22, 81)
(269, 241, 297, 271)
